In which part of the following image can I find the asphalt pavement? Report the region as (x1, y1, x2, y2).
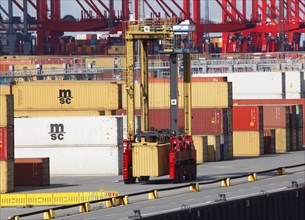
(1, 150, 304, 220)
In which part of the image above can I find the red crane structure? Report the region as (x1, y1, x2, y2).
(0, 0, 305, 55)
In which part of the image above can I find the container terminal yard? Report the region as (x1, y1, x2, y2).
(1, 0, 305, 220)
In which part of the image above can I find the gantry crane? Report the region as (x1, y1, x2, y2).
(122, 19, 197, 184)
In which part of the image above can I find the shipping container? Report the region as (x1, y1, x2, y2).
(263, 105, 290, 129)
(233, 99, 305, 145)
(192, 108, 225, 135)
(0, 160, 14, 193)
(146, 109, 185, 131)
(85, 56, 126, 69)
(0, 127, 14, 161)
(223, 133, 233, 160)
(284, 71, 303, 99)
(207, 135, 221, 161)
(192, 82, 232, 108)
(14, 158, 50, 186)
(118, 108, 232, 135)
(122, 81, 232, 109)
(132, 142, 171, 177)
(296, 128, 303, 150)
(290, 129, 297, 151)
(15, 116, 124, 147)
(12, 81, 120, 110)
(263, 129, 276, 154)
(0, 95, 14, 127)
(15, 146, 122, 175)
(195, 72, 283, 99)
(275, 128, 290, 153)
(233, 131, 264, 157)
(193, 135, 208, 164)
(15, 110, 101, 117)
(0, 85, 11, 95)
(296, 104, 303, 129)
(232, 105, 263, 131)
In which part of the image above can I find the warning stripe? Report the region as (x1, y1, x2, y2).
(0, 191, 118, 207)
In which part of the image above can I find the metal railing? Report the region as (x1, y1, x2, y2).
(0, 57, 304, 83)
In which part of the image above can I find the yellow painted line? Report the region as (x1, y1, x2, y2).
(0, 191, 118, 207)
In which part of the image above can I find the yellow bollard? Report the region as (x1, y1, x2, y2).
(79, 202, 91, 212)
(117, 196, 128, 205)
(190, 183, 199, 192)
(277, 167, 285, 176)
(124, 195, 129, 205)
(221, 178, 231, 187)
(148, 190, 158, 199)
(43, 209, 55, 219)
(248, 173, 257, 182)
(106, 198, 114, 207)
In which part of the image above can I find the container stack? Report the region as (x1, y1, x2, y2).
(192, 136, 207, 164)
(296, 105, 303, 150)
(234, 100, 304, 152)
(186, 78, 233, 162)
(121, 77, 233, 163)
(14, 116, 124, 175)
(14, 158, 50, 186)
(263, 105, 291, 153)
(0, 92, 14, 193)
(263, 129, 276, 154)
(11, 81, 121, 117)
(232, 105, 264, 157)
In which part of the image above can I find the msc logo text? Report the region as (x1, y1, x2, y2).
(58, 89, 73, 104)
(49, 123, 66, 140)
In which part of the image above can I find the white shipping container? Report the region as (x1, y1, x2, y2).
(15, 116, 123, 147)
(285, 71, 302, 99)
(15, 146, 122, 175)
(194, 72, 283, 99)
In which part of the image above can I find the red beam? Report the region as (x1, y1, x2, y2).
(121, 0, 129, 20)
(156, 0, 170, 17)
(217, 0, 235, 23)
(193, 0, 200, 24)
(135, 0, 139, 20)
(97, 0, 117, 19)
(257, 4, 277, 24)
(225, 0, 246, 22)
(196, 23, 256, 33)
(76, 0, 91, 19)
(85, 0, 105, 19)
(171, 0, 188, 20)
(144, 0, 159, 18)
(36, 0, 47, 22)
(50, 0, 60, 20)
(159, 0, 178, 17)
(12, 0, 33, 19)
(28, 0, 37, 10)
(252, 0, 258, 21)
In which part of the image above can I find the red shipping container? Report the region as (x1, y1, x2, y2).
(233, 105, 263, 131)
(234, 99, 305, 145)
(148, 109, 185, 131)
(117, 108, 231, 135)
(192, 108, 227, 135)
(263, 129, 276, 154)
(0, 127, 14, 161)
(263, 105, 290, 129)
(14, 158, 50, 186)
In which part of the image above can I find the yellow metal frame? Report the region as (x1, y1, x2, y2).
(0, 191, 118, 207)
(125, 21, 192, 138)
(125, 26, 174, 139)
